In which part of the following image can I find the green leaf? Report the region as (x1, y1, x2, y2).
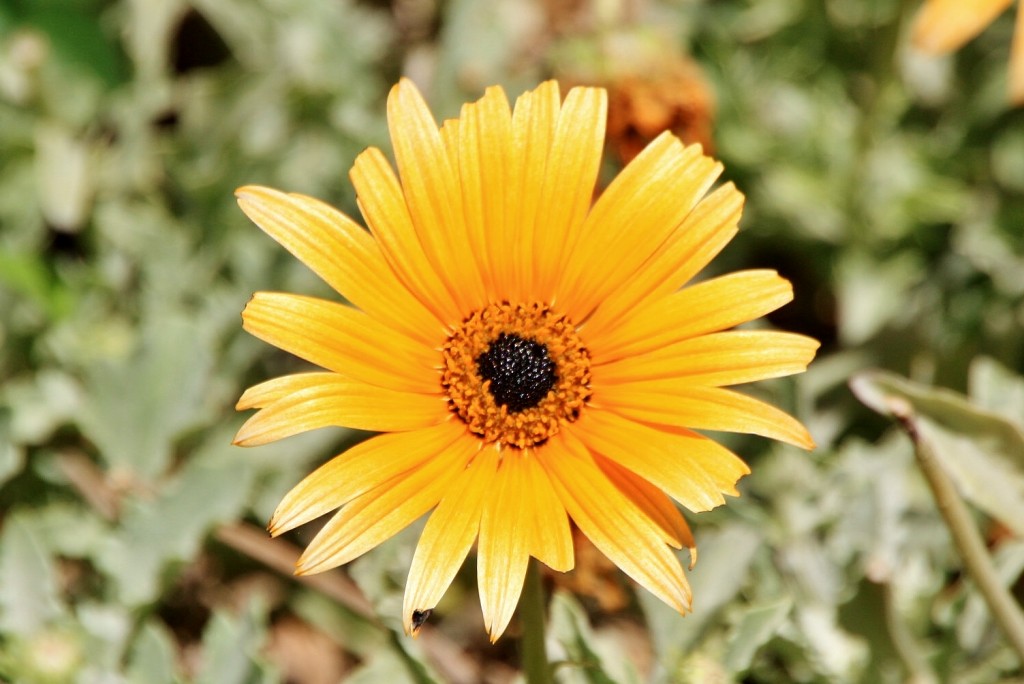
(13, 2, 127, 86)
(77, 310, 215, 480)
(958, 540, 1024, 652)
(96, 431, 255, 606)
(344, 646, 431, 684)
(547, 591, 621, 684)
(723, 597, 792, 673)
(0, 515, 63, 635)
(640, 523, 761, 667)
(126, 620, 180, 684)
(850, 370, 1024, 537)
(4, 370, 82, 445)
(195, 600, 273, 684)
(969, 357, 1024, 422)
(836, 252, 923, 345)
(0, 415, 25, 488)
(76, 602, 133, 675)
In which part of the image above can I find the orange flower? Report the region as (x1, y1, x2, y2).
(912, 0, 1024, 104)
(234, 79, 817, 642)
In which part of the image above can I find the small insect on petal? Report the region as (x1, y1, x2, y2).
(411, 608, 432, 634)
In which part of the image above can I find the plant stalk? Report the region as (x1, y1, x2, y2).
(521, 558, 554, 684)
(893, 406, 1024, 664)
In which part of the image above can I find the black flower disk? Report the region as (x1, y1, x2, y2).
(476, 333, 558, 413)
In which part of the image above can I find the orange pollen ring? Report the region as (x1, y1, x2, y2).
(441, 302, 591, 449)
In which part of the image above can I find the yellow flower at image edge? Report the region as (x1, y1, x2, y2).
(233, 79, 818, 642)
(912, 0, 1024, 104)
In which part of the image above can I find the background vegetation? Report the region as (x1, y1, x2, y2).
(1, 0, 1022, 681)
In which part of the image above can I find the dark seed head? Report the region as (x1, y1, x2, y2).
(476, 333, 558, 413)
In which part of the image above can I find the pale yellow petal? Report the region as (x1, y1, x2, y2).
(295, 433, 474, 574)
(587, 270, 793, 364)
(457, 86, 516, 299)
(269, 420, 465, 536)
(569, 410, 749, 513)
(522, 449, 574, 572)
(583, 183, 743, 335)
(594, 331, 819, 387)
(539, 430, 692, 614)
(387, 78, 485, 314)
(478, 452, 532, 641)
(594, 385, 815, 450)
(241, 292, 439, 394)
(235, 186, 443, 346)
(350, 147, 463, 325)
(509, 81, 561, 302)
(596, 455, 696, 565)
(912, 0, 1011, 53)
(1011, 2, 1024, 105)
(558, 134, 721, 323)
(533, 86, 607, 298)
(442, 115, 493, 302)
(403, 449, 497, 635)
(234, 375, 447, 446)
(236, 372, 335, 410)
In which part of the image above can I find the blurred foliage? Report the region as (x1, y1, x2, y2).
(1, 0, 1023, 682)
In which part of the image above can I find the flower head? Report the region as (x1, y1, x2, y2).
(912, 0, 1024, 104)
(234, 79, 817, 642)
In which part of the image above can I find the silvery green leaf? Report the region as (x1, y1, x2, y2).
(195, 600, 273, 684)
(547, 591, 620, 684)
(96, 436, 255, 607)
(0, 515, 62, 635)
(969, 357, 1024, 422)
(851, 370, 1024, 536)
(126, 620, 179, 684)
(77, 311, 214, 480)
(640, 523, 760, 668)
(723, 598, 792, 673)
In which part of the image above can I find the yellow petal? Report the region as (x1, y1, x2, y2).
(440, 116, 488, 300)
(387, 78, 486, 314)
(594, 331, 819, 386)
(587, 270, 793, 363)
(532, 86, 607, 298)
(241, 292, 438, 394)
(350, 147, 463, 325)
(478, 453, 532, 641)
(236, 372, 334, 410)
(569, 410, 749, 513)
(509, 81, 561, 302)
(269, 420, 466, 536)
(539, 430, 692, 614)
(594, 385, 815, 450)
(522, 449, 574, 572)
(583, 182, 744, 334)
(1011, 3, 1024, 105)
(595, 455, 696, 565)
(558, 134, 721, 323)
(456, 86, 516, 299)
(295, 433, 475, 574)
(233, 374, 447, 447)
(912, 0, 1011, 53)
(403, 449, 498, 635)
(235, 186, 443, 347)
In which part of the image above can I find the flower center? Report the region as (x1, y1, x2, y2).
(441, 302, 591, 449)
(476, 333, 557, 413)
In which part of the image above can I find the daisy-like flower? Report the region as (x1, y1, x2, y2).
(912, 0, 1024, 104)
(234, 79, 817, 642)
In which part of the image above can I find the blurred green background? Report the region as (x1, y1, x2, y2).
(1, 0, 1023, 681)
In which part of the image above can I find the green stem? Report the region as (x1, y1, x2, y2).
(521, 558, 554, 684)
(893, 407, 1024, 664)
